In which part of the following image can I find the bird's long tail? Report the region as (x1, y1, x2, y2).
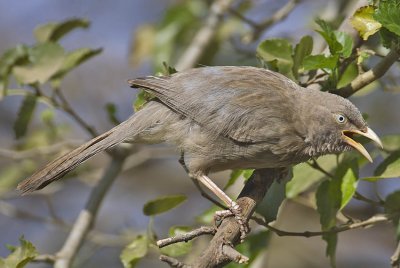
(17, 113, 141, 194)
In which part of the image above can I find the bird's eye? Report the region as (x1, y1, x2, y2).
(335, 114, 347, 124)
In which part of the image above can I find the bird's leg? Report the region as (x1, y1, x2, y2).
(195, 174, 249, 241)
(178, 153, 226, 209)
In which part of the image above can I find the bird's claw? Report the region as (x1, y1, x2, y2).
(214, 201, 249, 242)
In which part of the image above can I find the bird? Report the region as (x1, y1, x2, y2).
(17, 66, 382, 239)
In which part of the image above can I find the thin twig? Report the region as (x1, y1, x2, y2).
(160, 255, 191, 268)
(253, 214, 390, 237)
(54, 89, 98, 137)
(222, 244, 249, 264)
(308, 159, 334, 178)
(175, 0, 233, 70)
(230, 0, 300, 43)
(157, 226, 216, 248)
(353, 191, 384, 207)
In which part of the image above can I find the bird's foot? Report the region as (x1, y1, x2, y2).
(214, 201, 249, 242)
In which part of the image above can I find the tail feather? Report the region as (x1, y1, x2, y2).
(17, 115, 139, 194)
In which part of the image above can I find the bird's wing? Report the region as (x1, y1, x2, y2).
(128, 66, 299, 143)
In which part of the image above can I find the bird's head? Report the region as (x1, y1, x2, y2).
(297, 90, 382, 162)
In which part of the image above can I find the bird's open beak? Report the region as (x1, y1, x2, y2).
(342, 127, 383, 162)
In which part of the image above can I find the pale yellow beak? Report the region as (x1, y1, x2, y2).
(342, 127, 383, 162)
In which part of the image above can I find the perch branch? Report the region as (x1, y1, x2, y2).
(192, 168, 288, 267)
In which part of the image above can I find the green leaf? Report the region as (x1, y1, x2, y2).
(13, 43, 65, 85)
(120, 235, 148, 268)
(196, 205, 219, 224)
(286, 155, 337, 198)
(105, 103, 120, 125)
(292, 35, 313, 79)
(225, 168, 254, 191)
(0, 237, 38, 268)
(357, 49, 372, 65)
(374, 0, 400, 37)
(350, 5, 382, 40)
(381, 135, 400, 152)
(379, 27, 400, 49)
(133, 90, 155, 112)
(227, 230, 270, 268)
(384, 190, 400, 232)
(302, 54, 338, 71)
(34, 18, 90, 43)
(160, 226, 192, 257)
(316, 179, 341, 267)
(337, 63, 358, 89)
(13, 94, 37, 139)
(162, 62, 178, 75)
(315, 154, 358, 267)
(143, 194, 187, 216)
(333, 31, 353, 58)
(315, 19, 342, 55)
(50, 48, 102, 85)
(225, 170, 243, 190)
(257, 173, 291, 222)
(374, 150, 400, 179)
(337, 157, 359, 209)
(0, 45, 29, 98)
(385, 190, 400, 215)
(256, 38, 294, 79)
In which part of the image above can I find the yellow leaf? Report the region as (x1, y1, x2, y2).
(350, 5, 382, 40)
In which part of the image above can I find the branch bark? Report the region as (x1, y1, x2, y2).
(330, 47, 400, 98)
(192, 168, 288, 268)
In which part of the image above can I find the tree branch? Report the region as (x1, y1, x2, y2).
(391, 240, 400, 268)
(157, 226, 216, 248)
(54, 88, 99, 137)
(253, 214, 391, 237)
(192, 168, 288, 268)
(54, 148, 128, 268)
(330, 47, 400, 98)
(160, 255, 191, 268)
(175, 0, 233, 70)
(230, 0, 301, 43)
(33, 254, 56, 264)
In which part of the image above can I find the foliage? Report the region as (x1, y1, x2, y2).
(1, 0, 400, 267)
(0, 237, 38, 268)
(143, 194, 187, 216)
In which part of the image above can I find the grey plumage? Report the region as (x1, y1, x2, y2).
(18, 66, 374, 194)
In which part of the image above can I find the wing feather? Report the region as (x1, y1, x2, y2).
(128, 66, 299, 143)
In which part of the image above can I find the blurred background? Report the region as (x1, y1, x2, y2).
(0, 0, 399, 267)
